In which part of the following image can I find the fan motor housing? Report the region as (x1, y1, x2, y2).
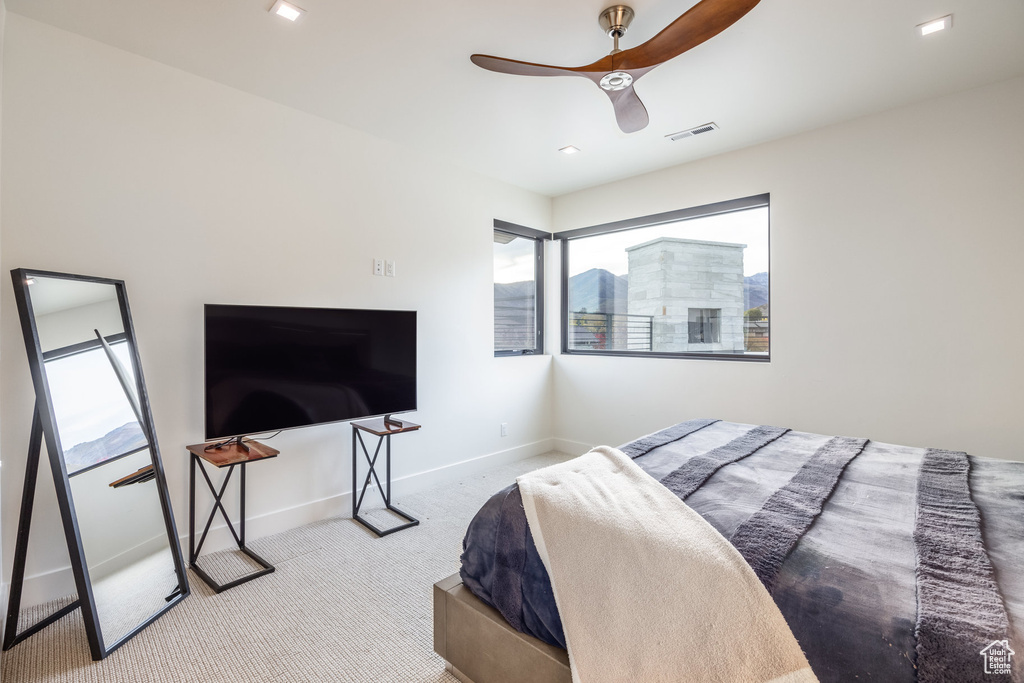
(599, 5, 635, 38)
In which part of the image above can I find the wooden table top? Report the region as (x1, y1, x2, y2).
(351, 417, 421, 436)
(186, 440, 280, 467)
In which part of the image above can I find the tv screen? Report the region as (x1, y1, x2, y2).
(204, 305, 416, 440)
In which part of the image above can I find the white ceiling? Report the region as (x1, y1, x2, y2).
(7, 0, 1024, 196)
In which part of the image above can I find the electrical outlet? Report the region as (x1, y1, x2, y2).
(500, 423, 508, 437)
(385, 260, 395, 277)
(373, 258, 384, 276)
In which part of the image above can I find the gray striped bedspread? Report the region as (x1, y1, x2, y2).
(459, 420, 1024, 682)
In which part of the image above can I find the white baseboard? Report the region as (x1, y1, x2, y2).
(551, 438, 592, 456)
(0, 581, 8, 645)
(15, 565, 77, 610)
(15, 438, 557, 608)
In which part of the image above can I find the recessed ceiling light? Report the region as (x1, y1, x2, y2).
(917, 15, 952, 36)
(270, 0, 305, 22)
(559, 145, 580, 155)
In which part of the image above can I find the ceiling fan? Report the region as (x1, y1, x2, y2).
(471, 0, 761, 134)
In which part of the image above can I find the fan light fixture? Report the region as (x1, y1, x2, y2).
(559, 146, 581, 155)
(270, 0, 305, 22)
(600, 72, 633, 92)
(917, 15, 952, 36)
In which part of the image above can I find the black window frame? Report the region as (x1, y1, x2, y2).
(556, 193, 770, 362)
(493, 219, 550, 357)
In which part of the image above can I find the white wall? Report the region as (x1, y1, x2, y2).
(34, 299, 123, 352)
(551, 76, 1024, 461)
(0, 15, 554, 604)
(5, 10, 1020, 612)
(0, 0, 7, 636)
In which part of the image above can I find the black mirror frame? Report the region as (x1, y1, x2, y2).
(7, 268, 189, 660)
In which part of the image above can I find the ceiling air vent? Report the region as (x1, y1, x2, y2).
(666, 122, 719, 141)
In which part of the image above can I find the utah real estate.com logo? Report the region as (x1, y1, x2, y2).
(980, 639, 1014, 675)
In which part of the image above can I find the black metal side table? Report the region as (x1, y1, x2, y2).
(187, 440, 278, 592)
(352, 417, 421, 537)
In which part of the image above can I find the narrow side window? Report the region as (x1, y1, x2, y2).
(494, 226, 545, 356)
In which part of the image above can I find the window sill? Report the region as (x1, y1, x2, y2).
(560, 349, 770, 362)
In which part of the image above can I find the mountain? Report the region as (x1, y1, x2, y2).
(63, 421, 148, 473)
(494, 268, 628, 316)
(567, 268, 628, 314)
(493, 280, 535, 311)
(744, 272, 769, 310)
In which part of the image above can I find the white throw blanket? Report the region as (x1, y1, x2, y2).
(517, 446, 818, 683)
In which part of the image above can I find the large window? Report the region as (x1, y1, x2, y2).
(494, 221, 547, 356)
(558, 194, 769, 361)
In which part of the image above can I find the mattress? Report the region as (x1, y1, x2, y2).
(459, 420, 1024, 682)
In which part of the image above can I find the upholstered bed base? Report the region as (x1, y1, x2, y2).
(433, 574, 570, 683)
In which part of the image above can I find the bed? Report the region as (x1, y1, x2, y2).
(433, 419, 1024, 683)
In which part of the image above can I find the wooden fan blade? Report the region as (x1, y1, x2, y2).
(471, 54, 584, 78)
(614, 0, 761, 71)
(604, 85, 650, 134)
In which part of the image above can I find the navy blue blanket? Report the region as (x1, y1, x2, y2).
(459, 420, 1024, 682)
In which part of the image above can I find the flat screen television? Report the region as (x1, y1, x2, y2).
(204, 304, 416, 441)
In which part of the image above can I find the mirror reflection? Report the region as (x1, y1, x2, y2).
(26, 275, 181, 648)
(70, 451, 179, 645)
(46, 341, 147, 475)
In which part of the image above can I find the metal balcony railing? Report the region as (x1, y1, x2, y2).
(495, 301, 536, 351)
(569, 312, 653, 351)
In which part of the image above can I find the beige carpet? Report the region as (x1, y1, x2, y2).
(2, 451, 574, 682)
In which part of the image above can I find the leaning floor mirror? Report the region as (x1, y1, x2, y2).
(5, 268, 188, 660)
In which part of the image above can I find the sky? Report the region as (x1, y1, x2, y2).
(494, 235, 537, 284)
(494, 206, 768, 283)
(568, 206, 769, 278)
